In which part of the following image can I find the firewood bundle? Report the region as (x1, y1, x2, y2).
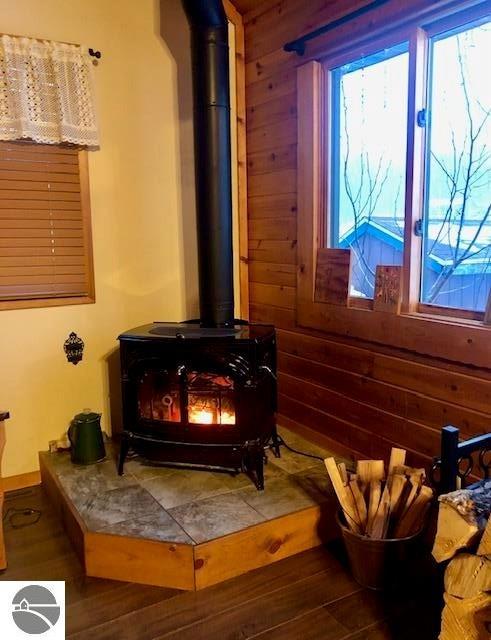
(324, 448, 434, 539)
(433, 481, 491, 640)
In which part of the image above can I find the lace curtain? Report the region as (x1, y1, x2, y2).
(0, 35, 99, 147)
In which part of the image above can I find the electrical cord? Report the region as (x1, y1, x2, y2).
(3, 507, 42, 529)
(270, 434, 325, 462)
(270, 435, 362, 530)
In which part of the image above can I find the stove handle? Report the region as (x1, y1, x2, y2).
(259, 365, 277, 382)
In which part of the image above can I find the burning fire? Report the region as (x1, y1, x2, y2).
(189, 408, 215, 424)
(188, 405, 235, 425)
(220, 411, 235, 425)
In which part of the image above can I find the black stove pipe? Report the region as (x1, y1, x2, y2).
(182, 0, 235, 327)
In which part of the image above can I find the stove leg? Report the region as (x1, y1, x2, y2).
(245, 443, 265, 490)
(271, 426, 281, 458)
(255, 451, 264, 491)
(118, 433, 130, 476)
(252, 444, 265, 490)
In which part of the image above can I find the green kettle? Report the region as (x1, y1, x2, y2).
(68, 410, 106, 465)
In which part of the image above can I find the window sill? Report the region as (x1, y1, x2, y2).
(403, 310, 487, 332)
(347, 297, 486, 326)
(347, 296, 373, 310)
(0, 295, 96, 312)
(416, 303, 485, 324)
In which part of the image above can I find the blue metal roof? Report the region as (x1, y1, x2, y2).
(339, 217, 491, 275)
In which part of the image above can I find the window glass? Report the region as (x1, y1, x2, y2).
(329, 43, 409, 298)
(421, 19, 491, 312)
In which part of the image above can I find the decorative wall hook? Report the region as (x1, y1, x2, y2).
(88, 48, 102, 66)
(64, 332, 85, 365)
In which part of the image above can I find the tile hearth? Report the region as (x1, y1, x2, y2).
(39, 426, 343, 590)
(42, 427, 335, 545)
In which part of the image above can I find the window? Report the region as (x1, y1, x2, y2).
(0, 141, 94, 310)
(421, 19, 491, 313)
(330, 43, 409, 298)
(325, 8, 490, 317)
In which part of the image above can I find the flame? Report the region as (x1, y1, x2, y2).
(189, 408, 215, 424)
(220, 411, 235, 425)
(188, 406, 236, 425)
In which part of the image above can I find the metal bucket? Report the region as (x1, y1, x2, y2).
(336, 511, 424, 590)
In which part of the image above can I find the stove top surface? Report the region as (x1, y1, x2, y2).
(119, 321, 275, 342)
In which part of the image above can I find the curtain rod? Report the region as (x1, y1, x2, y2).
(0, 32, 101, 60)
(283, 0, 392, 56)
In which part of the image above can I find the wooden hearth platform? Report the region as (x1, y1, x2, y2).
(39, 427, 340, 590)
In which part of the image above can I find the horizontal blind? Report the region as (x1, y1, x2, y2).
(0, 141, 91, 301)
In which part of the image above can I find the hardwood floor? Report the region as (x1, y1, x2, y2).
(1, 486, 442, 639)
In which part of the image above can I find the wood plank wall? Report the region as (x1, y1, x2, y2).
(242, 0, 491, 469)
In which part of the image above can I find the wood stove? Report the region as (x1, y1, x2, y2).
(118, 321, 278, 489)
(117, 0, 279, 488)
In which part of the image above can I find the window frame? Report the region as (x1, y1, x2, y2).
(0, 146, 95, 311)
(327, 39, 411, 261)
(296, 6, 490, 370)
(321, 5, 490, 321)
(417, 8, 491, 320)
